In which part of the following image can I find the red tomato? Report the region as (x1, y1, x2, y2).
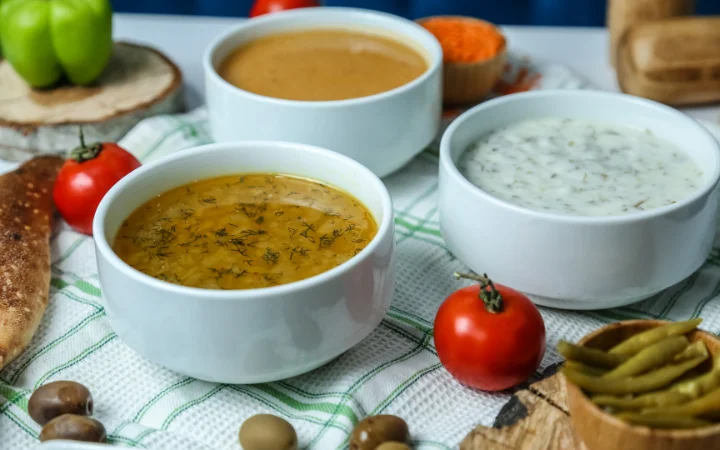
(434, 273, 546, 391)
(53, 132, 141, 235)
(249, 0, 320, 18)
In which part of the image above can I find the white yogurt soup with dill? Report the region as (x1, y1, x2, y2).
(457, 117, 703, 216)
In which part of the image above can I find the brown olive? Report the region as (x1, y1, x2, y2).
(350, 415, 409, 450)
(28, 380, 93, 426)
(40, 414, 106, 443)
(239, 414, 297, 450)
(376, 442, 411, 450)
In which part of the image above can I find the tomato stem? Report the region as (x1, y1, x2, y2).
(70, 126, 104, 163)
(454, 272, 504, 314)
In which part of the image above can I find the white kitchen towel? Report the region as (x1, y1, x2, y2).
(2, 56, 719, 450)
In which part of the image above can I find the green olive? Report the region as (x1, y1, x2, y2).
(239, 414, 297, 450)
(39, 414, 106, 443)
(376, 442, 412, 450)
(28, 380, 93, 425)
(350, 415, 409, 450)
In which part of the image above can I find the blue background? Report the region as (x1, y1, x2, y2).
(111, 0, 720, 26)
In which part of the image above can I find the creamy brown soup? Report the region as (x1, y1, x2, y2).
(217, 28, 428, 101)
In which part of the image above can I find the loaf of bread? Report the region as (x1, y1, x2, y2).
(616, 16, 720, 106)
(607, 0, 695, 67)
(0, 156, 63, 369)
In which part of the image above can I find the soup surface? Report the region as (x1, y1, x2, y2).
(458, 118, 703, 216)
(113, 174, 378, 290)
(217, 28, 428, 101)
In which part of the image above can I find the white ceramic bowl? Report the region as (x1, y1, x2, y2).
(439, 90, 720, 310)
(203, 7, 443, 178)
(93, 142, 396, 383)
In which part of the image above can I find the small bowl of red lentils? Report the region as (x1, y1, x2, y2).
(417, 16, 507, 104)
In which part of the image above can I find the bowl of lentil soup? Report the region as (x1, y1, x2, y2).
(204, 7, 443, 178)
(92, 141, 396, 384)
(438, 90, 720, 310)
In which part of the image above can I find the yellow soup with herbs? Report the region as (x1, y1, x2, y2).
(112, 174, 378, 290)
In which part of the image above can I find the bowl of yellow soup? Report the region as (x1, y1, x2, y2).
(93, 141, 396, 383)
(203, 7, 443, 178)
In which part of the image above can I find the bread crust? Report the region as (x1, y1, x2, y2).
(0, 155, 63, 369)
(617, 17, 720, 106)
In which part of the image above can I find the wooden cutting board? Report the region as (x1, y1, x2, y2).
(0, 41, 184, 161)
(460, 364, 588, 450)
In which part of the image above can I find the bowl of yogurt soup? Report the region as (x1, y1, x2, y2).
(204, 7, 443, 178)
(439, 90, 720, 310)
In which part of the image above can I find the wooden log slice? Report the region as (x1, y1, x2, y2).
(0, 42, 184, 161)
(460, 365, 588, 450)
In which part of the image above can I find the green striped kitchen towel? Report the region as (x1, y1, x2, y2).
(2, 56, 720, 450)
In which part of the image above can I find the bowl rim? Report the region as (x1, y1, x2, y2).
(439, 89, 720, 224)
(568, 319, 720, 439)
(92, 140, 395, 301)
(202, 6, 443, 108)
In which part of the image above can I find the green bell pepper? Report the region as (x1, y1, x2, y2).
(0, 0, 4, 55)
(0, 0, 112, 88)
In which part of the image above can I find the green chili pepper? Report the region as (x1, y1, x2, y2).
(593, 391, 691, 410)
(564, 361, 608, 377)
(670, 355, 720, 398)
(644, 385, 720, 417)
(557, 340, 628, 368)
(0, 0, 113, 88)
(602, 335, 689, 380)
(616, 412, 711, 429)
(608, 319, 702, 356)
(672, 340, 709, 362)
(562, 355, 707, 395)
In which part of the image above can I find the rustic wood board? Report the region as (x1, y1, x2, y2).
(0, 41, 184, 161)
(460, 365, 588, 450)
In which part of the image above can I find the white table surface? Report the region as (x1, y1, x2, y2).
(113, 12, 720, 124)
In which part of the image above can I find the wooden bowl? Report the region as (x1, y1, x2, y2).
(416, 16, 507, 105)
(566, 320, 720, 450)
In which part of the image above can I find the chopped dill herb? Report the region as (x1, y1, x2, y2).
(262, 248, 280, 265)
(180, 208, 195, 221)
(319, 234, 336, 248)
(289, 246, 309, 260)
